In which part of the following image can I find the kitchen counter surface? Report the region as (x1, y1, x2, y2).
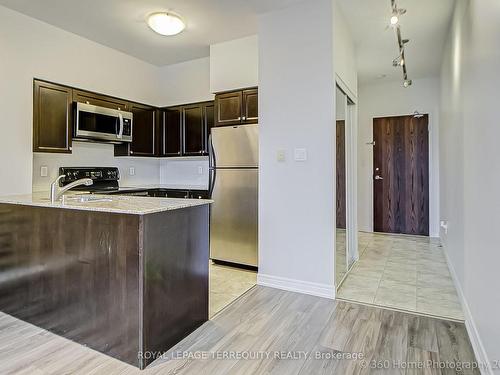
(0, 192, 212, 215)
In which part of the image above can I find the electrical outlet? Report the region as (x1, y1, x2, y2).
(198, 166, 203, 175)
(40, 166, 48, 177)
(129, 167, 135, 176)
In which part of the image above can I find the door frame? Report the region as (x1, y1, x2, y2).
(370, 113, 437, 236)
(334, 78, 359, 291)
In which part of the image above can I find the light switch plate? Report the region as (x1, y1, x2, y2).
(294, 148, 307, 162)
(40, 166, 48, 177)
(129, 167, 135, 176)
(277, 149, 286, 162)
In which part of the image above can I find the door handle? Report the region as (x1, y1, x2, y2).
(375, 175, 383, 180)
(117, 113, 123, 139)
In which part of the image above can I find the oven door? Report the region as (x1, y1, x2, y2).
(75, 102, 133, 142)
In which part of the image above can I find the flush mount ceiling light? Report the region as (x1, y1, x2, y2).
(147, 12, 185, 36)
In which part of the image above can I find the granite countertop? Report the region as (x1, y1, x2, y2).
(0, 192, 212, 215)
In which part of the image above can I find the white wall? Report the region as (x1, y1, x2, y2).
(0, 5, 161, 196)
(210, 35, 258, 93)
(440, 0, 500, 367)
(158, 57, 213, 106)
(333, 0, 358, 98)
(257, 0, 336, 297)
(357, 77, 440, 237)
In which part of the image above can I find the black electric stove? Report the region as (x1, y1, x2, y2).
(58, 167, 209, 199)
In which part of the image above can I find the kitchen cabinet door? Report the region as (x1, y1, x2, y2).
(215, 91, 243, 126)
(204, 103, 215, 135)
(73, 90, 128, 111)
(242, 89, 258, 124)
(162, 107, 182, 156)
(129, 103, 157, 156)
(33, 80, 73, 153)
(183, 104, 205, 156)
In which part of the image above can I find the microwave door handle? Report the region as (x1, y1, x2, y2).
(117, 113, 123, 139)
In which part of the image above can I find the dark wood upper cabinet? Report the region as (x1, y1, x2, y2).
(33, 80, 73, 153)
(73, 90, 128, 111)
(183, 105, 205, 156)
(242, 89, 258, 124)
(130, 103, 157, 157)
(215, 88, 258, 126)
(32, 79, 217, 158)
(162, 107, 182, 156)
(215, 91, 243, 126)
(115, 103, 157, 157)
(204, 103, 214, 149)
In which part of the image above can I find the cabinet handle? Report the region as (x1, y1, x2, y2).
(177, 151, 181, 155)
(237, 116, 241, 121)
(242, 116, 246, 121)
(130, 150, 133, 155)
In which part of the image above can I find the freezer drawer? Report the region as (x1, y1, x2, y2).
(210, 168, 258, 267)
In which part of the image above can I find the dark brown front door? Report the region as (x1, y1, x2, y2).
(373, 115, 429, 235)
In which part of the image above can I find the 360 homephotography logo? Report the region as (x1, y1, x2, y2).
(138, 350, 495, 371)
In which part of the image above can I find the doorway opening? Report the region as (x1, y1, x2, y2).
(338, 112, 463, 321)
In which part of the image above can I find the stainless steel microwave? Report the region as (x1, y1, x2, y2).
(74, 102, 133, 143)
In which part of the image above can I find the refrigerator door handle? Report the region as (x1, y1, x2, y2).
(208, 134, 216, 169)
(209, 168, 216, 198)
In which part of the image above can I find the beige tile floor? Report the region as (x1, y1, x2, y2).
(337, 231, 464, 321)
(209, 262, 257, 317)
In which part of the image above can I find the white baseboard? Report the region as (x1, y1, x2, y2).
(441, 241, 493, 375)
(257, 273, 335, 299)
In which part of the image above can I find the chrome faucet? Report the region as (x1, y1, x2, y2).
(50, 175, 93, 203)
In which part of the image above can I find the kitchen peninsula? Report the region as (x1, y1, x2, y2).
(0, 194, 211, 369)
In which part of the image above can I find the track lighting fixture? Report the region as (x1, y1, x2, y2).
(390, 0, 412, 88)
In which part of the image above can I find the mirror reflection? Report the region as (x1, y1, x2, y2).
(335, 86, 348, 286)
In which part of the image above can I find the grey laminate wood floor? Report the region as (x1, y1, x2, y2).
(0, 286, 480, 375)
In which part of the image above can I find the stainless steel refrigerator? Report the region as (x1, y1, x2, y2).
(209, 124, 258, 267)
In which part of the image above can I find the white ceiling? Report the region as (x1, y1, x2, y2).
(0, 0, 303, 66)
(337, 0, 455, 85)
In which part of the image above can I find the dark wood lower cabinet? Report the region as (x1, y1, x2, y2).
(0, 204, 209, 369)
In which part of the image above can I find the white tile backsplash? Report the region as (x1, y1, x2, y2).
(33, 142, 210, 192)
(32, 141, 161, 192)
(160, 157, 209, 189)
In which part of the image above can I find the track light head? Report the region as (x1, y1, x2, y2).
(392, 55, 404, 67)
(403, 79, 413, 88)
(390, 8, 406, 26)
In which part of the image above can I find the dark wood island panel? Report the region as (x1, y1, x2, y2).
(0, 203, 209, 369)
